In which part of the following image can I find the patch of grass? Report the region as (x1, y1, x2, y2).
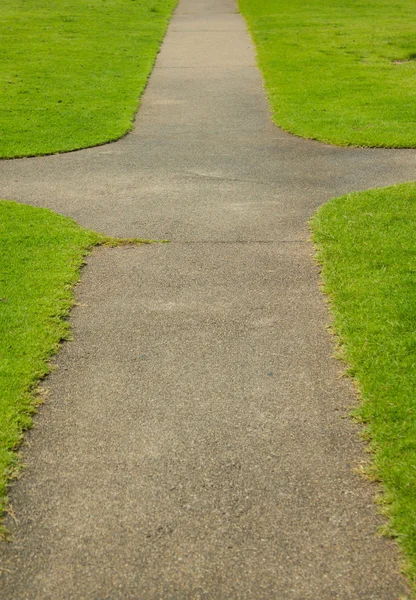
(311, 183, 416, 583)
(0, 0, 176, 158)
(239, 0, 416, 147)
(0, 200, 149, 534)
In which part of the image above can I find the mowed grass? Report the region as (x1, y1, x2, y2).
(239, 0, 416, 147)
(240, 0, 416, 585)
(0, 0, 176, 158)
(311, 183, 416, 582)
(0, 201, 107, 531)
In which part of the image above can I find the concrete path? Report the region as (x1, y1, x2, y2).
(1, 0, 415, 597)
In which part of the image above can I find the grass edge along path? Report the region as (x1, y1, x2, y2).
(311, 183, 416, 587)
(239, 0, 416, 148)
(0, 200, 151, 537)
(0, 0, 177, 159)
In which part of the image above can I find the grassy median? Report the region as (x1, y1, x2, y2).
(0, 0, 176, 158)
(311, 183, 416, 583)
(239, 0, 416, 147)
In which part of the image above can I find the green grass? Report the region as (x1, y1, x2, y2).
(0, 201, 138, 533)
(240, 0, 416, 585)
(239, 0, 416, 147)
(311, 183, 416, 583)
(0, 0, 176, 158)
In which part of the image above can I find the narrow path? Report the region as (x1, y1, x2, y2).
(1, 0, 415, 597)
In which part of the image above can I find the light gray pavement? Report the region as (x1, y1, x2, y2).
(1, 0, 415, 597)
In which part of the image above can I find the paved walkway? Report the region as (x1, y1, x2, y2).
(1, 0, 416, 597)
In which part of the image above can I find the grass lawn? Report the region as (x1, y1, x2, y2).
(239, 0, 416, 147)
(0, 0, 176, 158)
(311, 183, 416, 583)
(0, 201, 140, 534)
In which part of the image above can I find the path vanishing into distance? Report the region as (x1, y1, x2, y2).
(1, 0, 416, 597)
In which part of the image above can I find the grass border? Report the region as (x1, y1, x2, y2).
(0, 205, 166, 538)
(310, 183, 416, 593)
(0, 0, 178, 159)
